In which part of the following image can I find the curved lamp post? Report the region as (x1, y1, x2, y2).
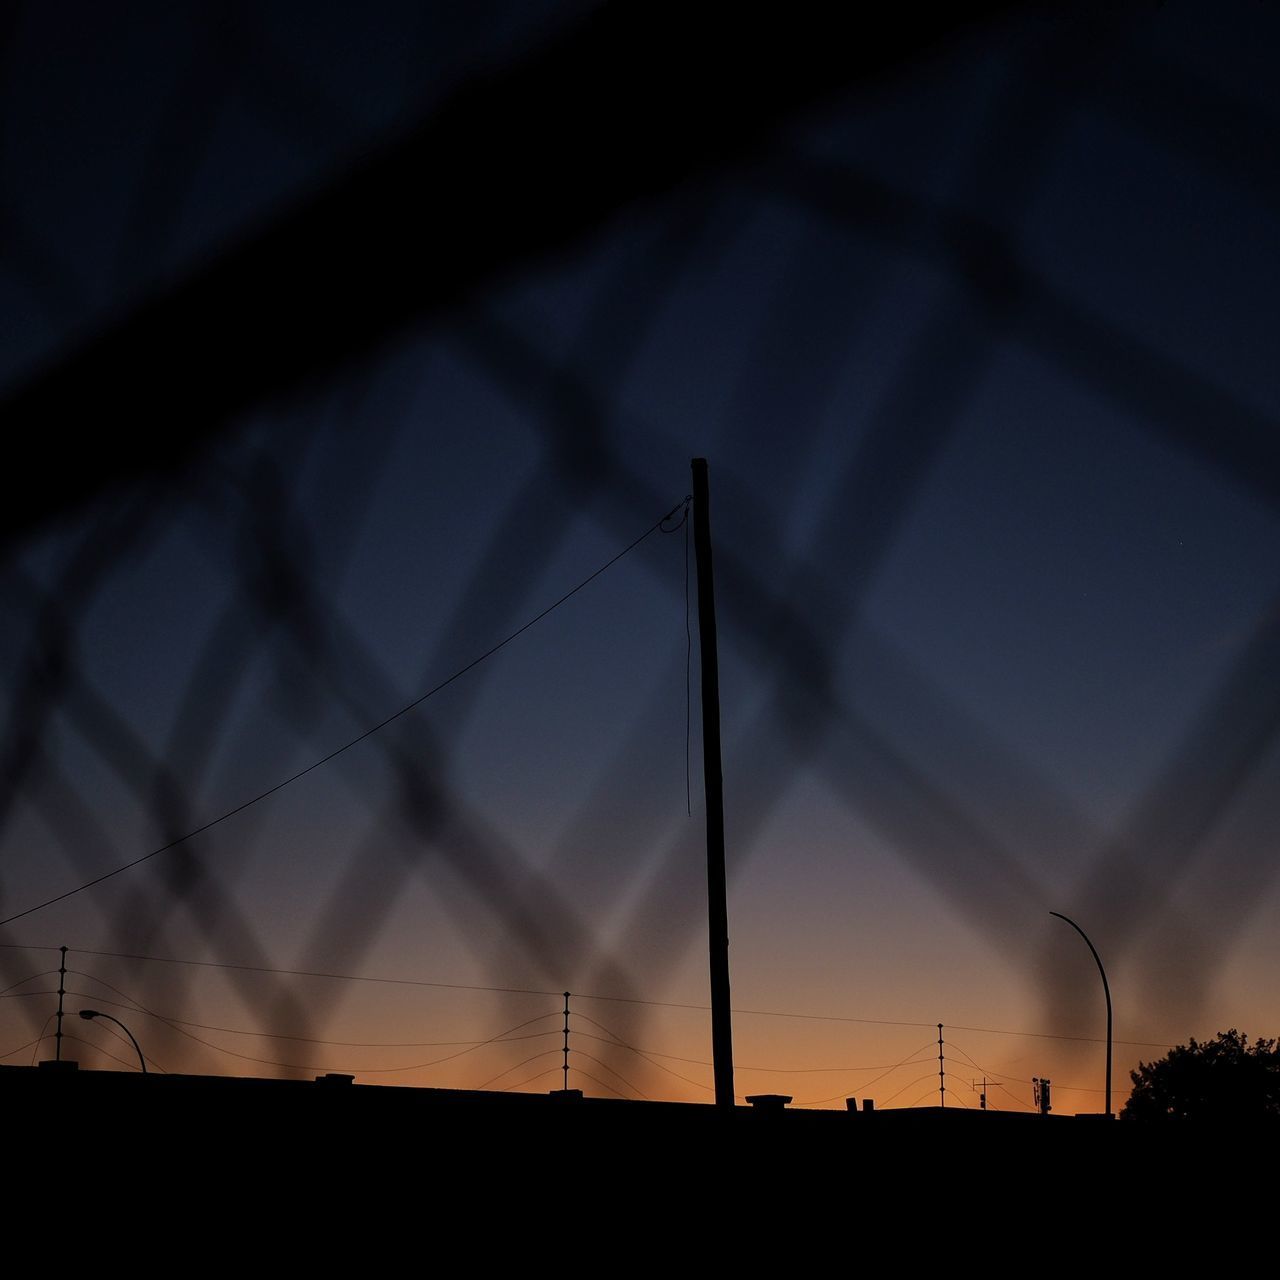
(1049, 911, 1111, 1116)
(79, 1009, 147, 1074)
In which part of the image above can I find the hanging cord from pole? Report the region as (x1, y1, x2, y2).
(659, 495, 693, 816)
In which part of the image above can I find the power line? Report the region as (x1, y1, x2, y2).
(792, 1042, 938, 1107)
(906, 1087, 942, 1109)
(569, 1070, 626, 1099)
(571, 1068, 640, 1101)
(569, 1051, 651, 1100)
(4, 941, 1181, 1050)
(992, 1081, 1036, 1111)
(77, 1014, 168, 1073)
(0, 500, 689, 928)
(60, 988, 560, 1077)
(67, 970, 550, 1049)
(572, 1021, 942, 1076)
(0, 971, 56, 997)
(567, 1010, 734, 1100)
(582, 990, 1174, 1048)
(790, 1057, 938, 1109)
(944, 1020, 1172, 1050)
(58, 1032, 148, 1073)
(0, 1038, 43, 1061)
(878, 1072, 941, 1108)
(67, 987, 559, 1065)
(501, 1066, 562, 1094)
(29, 1013, 56, 1065)
(73, 948, 561, 998)
(477, 1049, 561, 1091)
(948, 1040, 1117, 1096)
(944, 1039, 1004, 1082)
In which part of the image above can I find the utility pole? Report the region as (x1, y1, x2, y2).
(55, 945, 67, 1062)
(561, 992, 570, 1092)
(938, 1023, 945, 1108)
(692, 458, 735, 1112)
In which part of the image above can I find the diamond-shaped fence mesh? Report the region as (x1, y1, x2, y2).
(0, 3, 1277, 1106)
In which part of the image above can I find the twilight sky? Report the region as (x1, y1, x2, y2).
(1, 1, 1277, 1112)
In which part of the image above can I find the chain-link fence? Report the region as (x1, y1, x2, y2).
(1, 1, 1277, 1107)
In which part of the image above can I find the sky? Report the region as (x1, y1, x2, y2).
(1, 1, 1278, 1114)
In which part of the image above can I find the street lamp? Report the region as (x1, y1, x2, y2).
(78, 1009, 147, 1074)
(1049, 911, 1111, 1116)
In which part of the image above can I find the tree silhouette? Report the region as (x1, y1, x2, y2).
(1123, 1030, 1280, 1121)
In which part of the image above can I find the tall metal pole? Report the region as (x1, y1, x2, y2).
(692, 458, 735, 1111)
(1050, 911, 1113, 1116)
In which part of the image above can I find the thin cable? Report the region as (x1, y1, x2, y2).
(578, 989, 939, 1027)
(947, 1040, 1116, 1095)
(569, 1050, 651, 1100)
(946, 1039, 1053, 1088)
(0, 1038, 43, 1061)
(944, 1039, 1002, 1081)
(571, 1069, 635, 1100)
(0, 500, 689, 928)
(62, 989, 559, 1075)
(19, 944, 1178, 1048)
(792, 1044, 938, 1107)
(0, 971, 56, 996)
(476, 1049, 561, 1091)
(572, 1011, 940, 1079)
(78, 1017, 167, 1073)
(61, 1032, 146, 1073)
(87, 1013, 167, 1075)
(68, 948, 562, 999)
(787, 1057, 937, 1107)
(943, 1020, 1172, 1049)
(66, 969, 551, 1048)
(29, 1014, 56, 1066)
(683, 500, 691, 815)
(658, 494, 693, 817)
(945, 1046, 1008, 1109)
(571, 1029, 713, 1067)
(571, 1028, 942, 1075)
(501, 1066, 562, 1094)
(993, 1081, 1036, 1111)
(878, 1072, 941, 1108)
(567, 1011, 730, 1099)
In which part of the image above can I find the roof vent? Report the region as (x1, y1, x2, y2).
(745, 1093, 792, 1111)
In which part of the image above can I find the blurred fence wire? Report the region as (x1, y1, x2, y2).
(1, 1, 1277, 1089)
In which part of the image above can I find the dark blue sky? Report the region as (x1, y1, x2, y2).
(1, 1, 1277, 1108)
